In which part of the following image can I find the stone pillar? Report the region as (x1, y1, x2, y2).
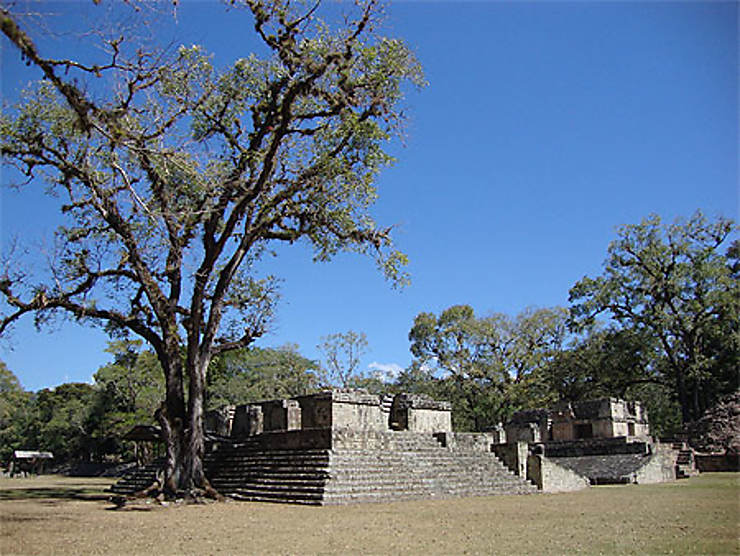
(516, 441, 529, 477)
(232, 404, 263, 437)
(286, 399, 302, 430)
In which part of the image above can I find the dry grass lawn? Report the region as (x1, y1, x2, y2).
(1, 473, 738, 555)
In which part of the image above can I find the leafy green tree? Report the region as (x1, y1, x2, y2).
(88, 340, 164, 458)
(0, 1, 422, 495)
(393, 360, 439, 397)
(408, 305, 568, 430)
(0, 361, 32, 462)
(206, 344, 318, 408)
(542, 327, 653, 402)
(569, 212, 738, 424)
(540, 325, 683, 435)
(29, 383, 96, 462)
(317, 330, 369, 388)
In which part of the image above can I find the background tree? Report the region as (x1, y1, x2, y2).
(0, 0, 422, 496)
(569, 212, 738, 424)
(87, 340, 164, 459)
(206, 344, 318, 408)
(0, 361, 33, 463)
(317, 330, 369, 388)
(408, 305, 568, 430)
(28, 383, 97, 462)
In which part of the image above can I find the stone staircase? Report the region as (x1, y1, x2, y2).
(205, 441, 331, 505)
(670, 441, 698, 479)
(110, 431, 537, 504)
(109, 459, 163, 495)
(206, 430, 536, 504)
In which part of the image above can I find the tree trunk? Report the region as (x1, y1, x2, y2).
(156, 397, 186, 495)
(156, 350, 188, 496)
(675, 367, 691, 424)
(183, 358, 210, 495)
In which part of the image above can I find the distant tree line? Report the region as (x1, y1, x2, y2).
(0, 212, 736, 463)
(404, 212, 738, 435)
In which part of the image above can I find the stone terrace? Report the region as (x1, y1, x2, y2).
(204, 429, 537, 505)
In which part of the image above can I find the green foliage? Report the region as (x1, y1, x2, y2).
(408, 305, 568, 431)
(206, 344, 318, 409)
(86, 340, 164, 458)
(569, 212, 738, 423)
(30, 383, 97, 462)
(0, 361, 32, 462)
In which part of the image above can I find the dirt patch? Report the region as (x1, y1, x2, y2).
(1, 474, 738, 555)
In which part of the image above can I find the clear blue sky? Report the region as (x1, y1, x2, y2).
(1, 1, 737, 391)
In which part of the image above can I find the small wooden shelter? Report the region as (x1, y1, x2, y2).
(123, 425, 162, 465)
(9, 450, 54, 476)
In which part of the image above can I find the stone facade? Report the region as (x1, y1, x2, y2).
(551, 398, 650, 440)
(526, 454, 590, 493)
(390, 393, 452, 433)
(505, 398, 650, 443)
(495, 398, 680, 491)
(222, 389, 453, 440)
(504, 409, 551, 442)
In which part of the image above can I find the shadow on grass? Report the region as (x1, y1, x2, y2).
(0, 487, 112, 502)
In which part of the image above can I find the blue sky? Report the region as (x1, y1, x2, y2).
(1, 1, 737, 391)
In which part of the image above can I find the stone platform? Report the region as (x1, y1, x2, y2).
(112, 429, 537, 504)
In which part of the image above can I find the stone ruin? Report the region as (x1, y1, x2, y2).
(493, 397, 691, 493)
(213, 390, 454, 438)
(112, 393, 692, 503)
(113, 389, 535, 503)
(682, 390, 740, 472)
(503, 398, 651, 443)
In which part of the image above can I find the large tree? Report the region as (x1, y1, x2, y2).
(569, 212, 738, 424)
(408, 305, 568, 430)
(0, 1, 422, 496)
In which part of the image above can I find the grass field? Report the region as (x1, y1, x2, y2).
(1, 473, 738, 555)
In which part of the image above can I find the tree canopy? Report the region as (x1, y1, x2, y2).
(317, 330, 369, 388)
(206, 344, 318, 408)
(569, 212, 738, 423)
(409, 305, 568, 430)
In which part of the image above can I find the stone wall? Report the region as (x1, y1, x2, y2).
(293, 392, 333, 429)
(435, 432, 493, 452)
(505, 422, 544, 443)
(231, 404, 263, 437)
(505, 409, 550, 443)
(633, 443, 676, 483)
(526, 455, 590, 493)
(694, 453, 740, 472)
(293, 390, 386, 431)
(492, 441, 529, 477)
(205, 405, 235, 436)
(391, 393, 452, 433)
(542, 437, 649, 458)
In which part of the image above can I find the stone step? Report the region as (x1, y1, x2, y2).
(111, 439, 537, 503)
(209, 452, 324, 460)
(322, 486, 534, 505)
(211, 479, 327, 491)
(328, 460, 514, 474)
(228, 488, 325, 502)
(323, 479, 533, 494)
